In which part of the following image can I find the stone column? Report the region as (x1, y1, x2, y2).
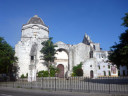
(28, 65, 36, 82)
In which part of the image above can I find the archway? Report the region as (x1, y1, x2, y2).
(57, 64, 64, 78)
(55, 48, 69, 70)
(55, 48, 69, 78)
(90, 70, 93, 78)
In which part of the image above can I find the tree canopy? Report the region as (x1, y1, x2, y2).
(40, 37, 57, 76)
(0, 37, 17, 74)
(72, 62, 83, 76)
(109, 13, 128, 68)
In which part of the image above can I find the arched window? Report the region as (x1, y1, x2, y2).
(108, 71, 111, 76)
(103, 71, 106, 76)
(90, 70, 93, 78)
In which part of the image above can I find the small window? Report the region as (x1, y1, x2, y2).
(31, 56, 34, 60)
(90, 51, 93, 58)
(98, 66, 100, 69)
(93, 45, 95, 50)
(108, 65, 110, 69)
(104, 71, 106, 76)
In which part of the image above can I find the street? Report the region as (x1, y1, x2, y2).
(0, 87, 86, 96)
(0, 87, 128, 96)
(0, 90, 57, 96)
(0, 90, 75, 96)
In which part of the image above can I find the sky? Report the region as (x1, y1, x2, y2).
(0, 0, 128, 51)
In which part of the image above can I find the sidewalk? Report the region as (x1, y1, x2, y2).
(0, 87, 128, 96)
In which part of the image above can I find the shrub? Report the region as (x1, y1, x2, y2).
(50, 65, 59, 77)
(71, 73, 76, 77)
(43, 71, 49, 77)
(37, 65, 59, 77)
(75, 68, 83, 76)
(21, 74, 25, 78)
(72, 62, 83, 76)
(37, 71, 44, 77)
(37, 70, 49, 77)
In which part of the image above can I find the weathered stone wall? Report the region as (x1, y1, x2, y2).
(15, 22, 49, 79)
(83, 58, 98, 78)
(93, 51, 108, 62)
(22, 24, 49, 39)
(72, 43, 90, 66)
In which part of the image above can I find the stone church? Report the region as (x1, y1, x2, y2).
(15, 15, 118, 81)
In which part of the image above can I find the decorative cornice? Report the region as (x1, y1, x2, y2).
(22, 24, 49, 33)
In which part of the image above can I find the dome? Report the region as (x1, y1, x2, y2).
(27, 15, 45, 25)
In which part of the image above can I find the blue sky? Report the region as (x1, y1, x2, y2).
(0, 0, 128, 50)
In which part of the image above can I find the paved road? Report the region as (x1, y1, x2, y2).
(0, 87, 128, 96)
(0, 90, 64, 96)
(0, 87, 88, 96)
(0, 90, 74, 96)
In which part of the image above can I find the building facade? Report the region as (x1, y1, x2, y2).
(15, 15, 118, 81)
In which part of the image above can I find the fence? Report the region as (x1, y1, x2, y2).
(0, 77, 128, 94)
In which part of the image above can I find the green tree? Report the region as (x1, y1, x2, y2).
(72, 62, 83, 76)
(109, 13, 128, 68)
(40, 37, 57, 76)
(0, 37, 17, 75)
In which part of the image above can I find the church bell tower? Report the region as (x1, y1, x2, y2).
(15, 15, 49, 81)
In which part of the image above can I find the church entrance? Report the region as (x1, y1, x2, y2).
(57, 64, 64, 78)
(90, 70, 93, 78)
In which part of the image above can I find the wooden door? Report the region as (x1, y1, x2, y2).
(90, 70, 93, 78)
(57, 64, 64, 78)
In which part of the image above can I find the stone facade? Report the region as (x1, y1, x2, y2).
(15, 15, 118, 81)
(15, 15, 49, 81)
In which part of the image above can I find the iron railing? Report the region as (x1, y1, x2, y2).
(0, 77, 128, 94)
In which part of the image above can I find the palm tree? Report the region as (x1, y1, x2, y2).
(40, 37, 57, 76)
